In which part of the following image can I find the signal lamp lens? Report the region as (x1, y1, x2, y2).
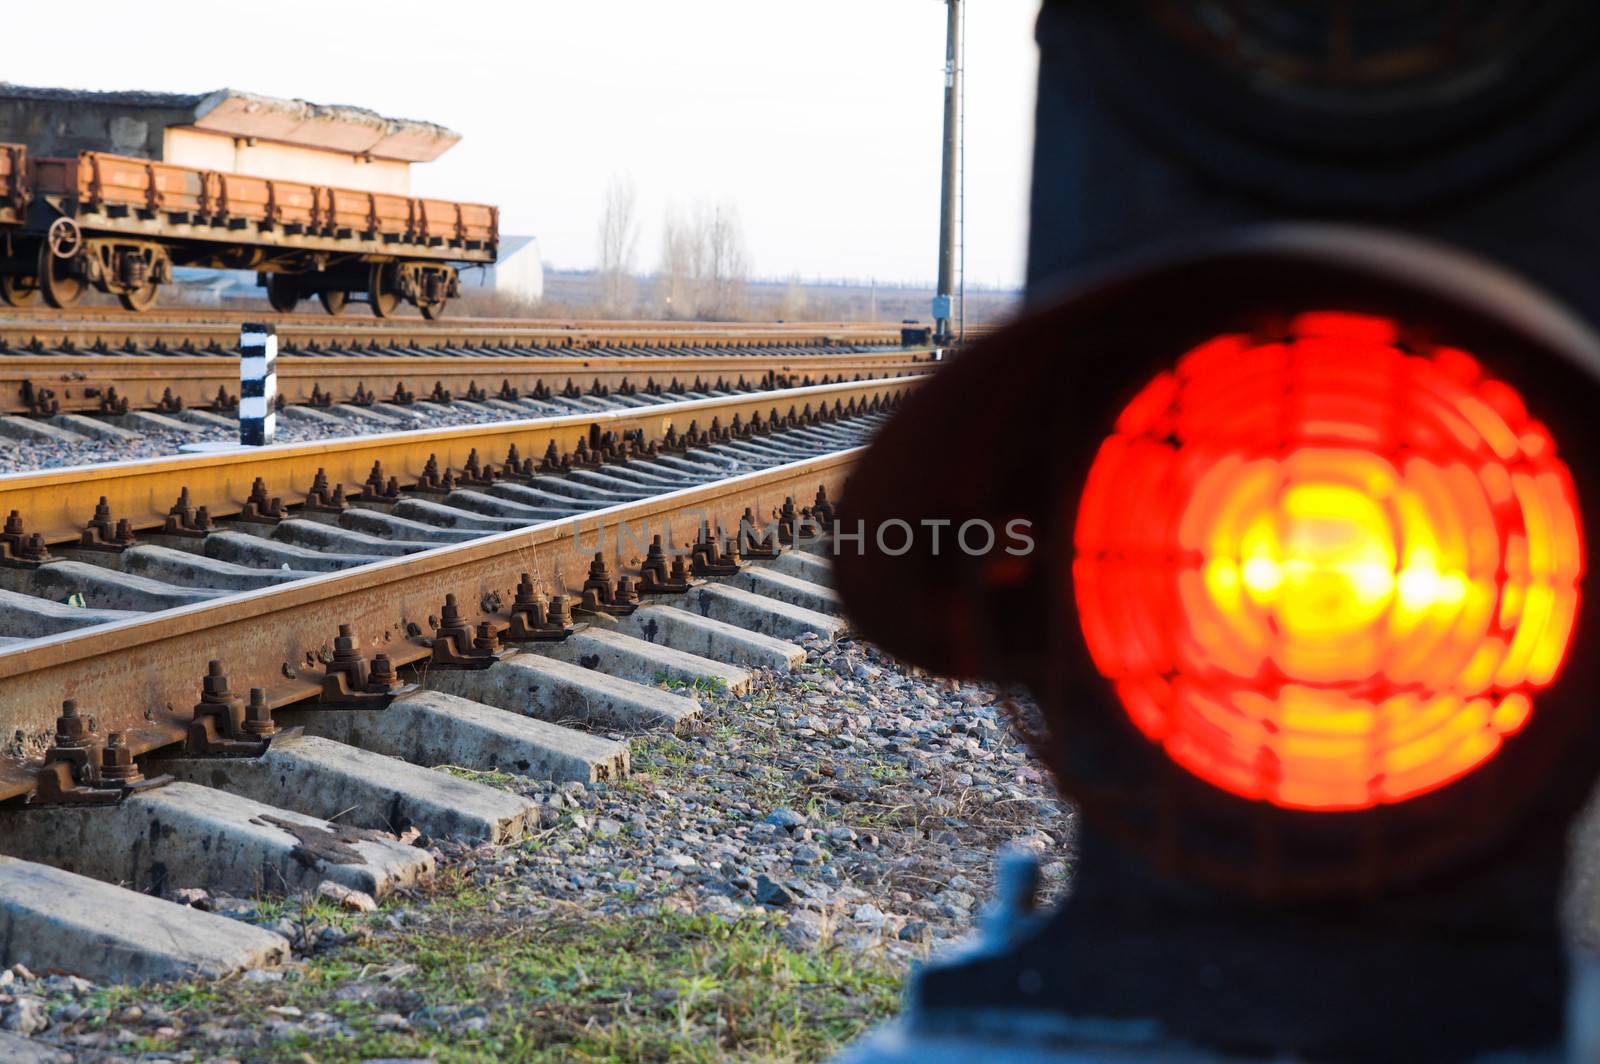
(1073, 312, 1584, 810)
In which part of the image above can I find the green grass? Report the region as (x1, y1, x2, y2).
(117, 909, 903, 1063)
(653, 672, 732, 696)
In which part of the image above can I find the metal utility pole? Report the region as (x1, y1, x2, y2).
(934, 0, 961, 342)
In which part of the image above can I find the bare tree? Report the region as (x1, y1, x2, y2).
(658, 202, 695, 319)
(698, 198, 750, 319)
(654, 196, 752, 320)
(597, 174, 640, 313)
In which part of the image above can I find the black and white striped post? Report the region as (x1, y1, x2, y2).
(239, 323, 277, 446)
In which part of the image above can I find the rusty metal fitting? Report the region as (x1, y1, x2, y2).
(505, 574, 578, 642)
(360, 461, 402, 503)
(429, 593, 504, 668)
(435, 588, 470, 646)
(777, 497, 801, 545)
(429, 381, 452, 404)
(739, 507, 782, 560)
(199, 660, 241, 708)
(327, 624, 370, 690)
(369, 653, 401, 690)
(638, 536, 695, 595)
(240, 478, 284, 523)
(187, 661, 267, 757)
(539, 440, 569, 473)
(44, 699, 100, 781)
(472, 621, 503, 655)
(163, 489, 202, 535)
(99, 731, 145, 784)
(81, 496, 115, 543)
(304, 469, 348, 514)
(242, 689, 277, 739)
(583, 553, 614, 599)
(691, 522, 741, 577)
(318, 622, 412, 707)
(99, 387, 130, 416)
(414, 455, 448, 494)
(53, 699, 94, 747)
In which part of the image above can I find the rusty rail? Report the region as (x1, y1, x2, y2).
(0, 376, 919, 545)
(0, 347, 930, 415)
(0, 312, 920, 348)
(0, 445, 862, 801)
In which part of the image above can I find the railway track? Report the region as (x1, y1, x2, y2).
(0, 316, 934, 417)
(0, 373, 916, 984)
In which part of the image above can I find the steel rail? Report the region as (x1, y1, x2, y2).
(0, 314, 916, 350)
(0, 445, 862, 800)
(0, 376, 919, 545)
(0, 348, 931, 414)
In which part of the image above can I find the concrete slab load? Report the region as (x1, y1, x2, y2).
(280, 690, 630, 784)
(0, 855, 289, 984)
(152, 732, 537, 844)
(536, 625, 753, 696)
(614, 603, 807, 671)
(0, 781, 434, 899)
(723, 567, 843, 616)
(681, 583, 847, 642)
(427, 652, 701, 731)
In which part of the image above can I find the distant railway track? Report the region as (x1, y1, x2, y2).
(0, 315, 937, 415)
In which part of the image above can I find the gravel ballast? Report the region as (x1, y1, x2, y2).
(0, 631, 1071, 1061)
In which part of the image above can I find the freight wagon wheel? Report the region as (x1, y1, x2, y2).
(0, 273, 39, 307)
(266, 276, 300, 314)
(368, 261, 399, 318)
(36, 244, 84, 308)
(418, 297, 448, 320)
(318, 290, 349, 316)
(116, 282, 159, 312)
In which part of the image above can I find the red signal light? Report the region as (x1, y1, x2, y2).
(1074, 311, 1584, 810)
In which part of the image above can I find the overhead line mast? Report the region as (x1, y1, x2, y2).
(934, 0, 962, 343)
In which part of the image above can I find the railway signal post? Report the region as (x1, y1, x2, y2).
(239, 323, 277, 447)
(836, 3, 1600, 1061)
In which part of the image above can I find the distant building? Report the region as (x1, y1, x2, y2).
(0, 84, 460, 194)
(469, 235, 544, 303)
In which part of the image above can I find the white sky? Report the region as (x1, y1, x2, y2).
(4, 1, 1040, 288)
